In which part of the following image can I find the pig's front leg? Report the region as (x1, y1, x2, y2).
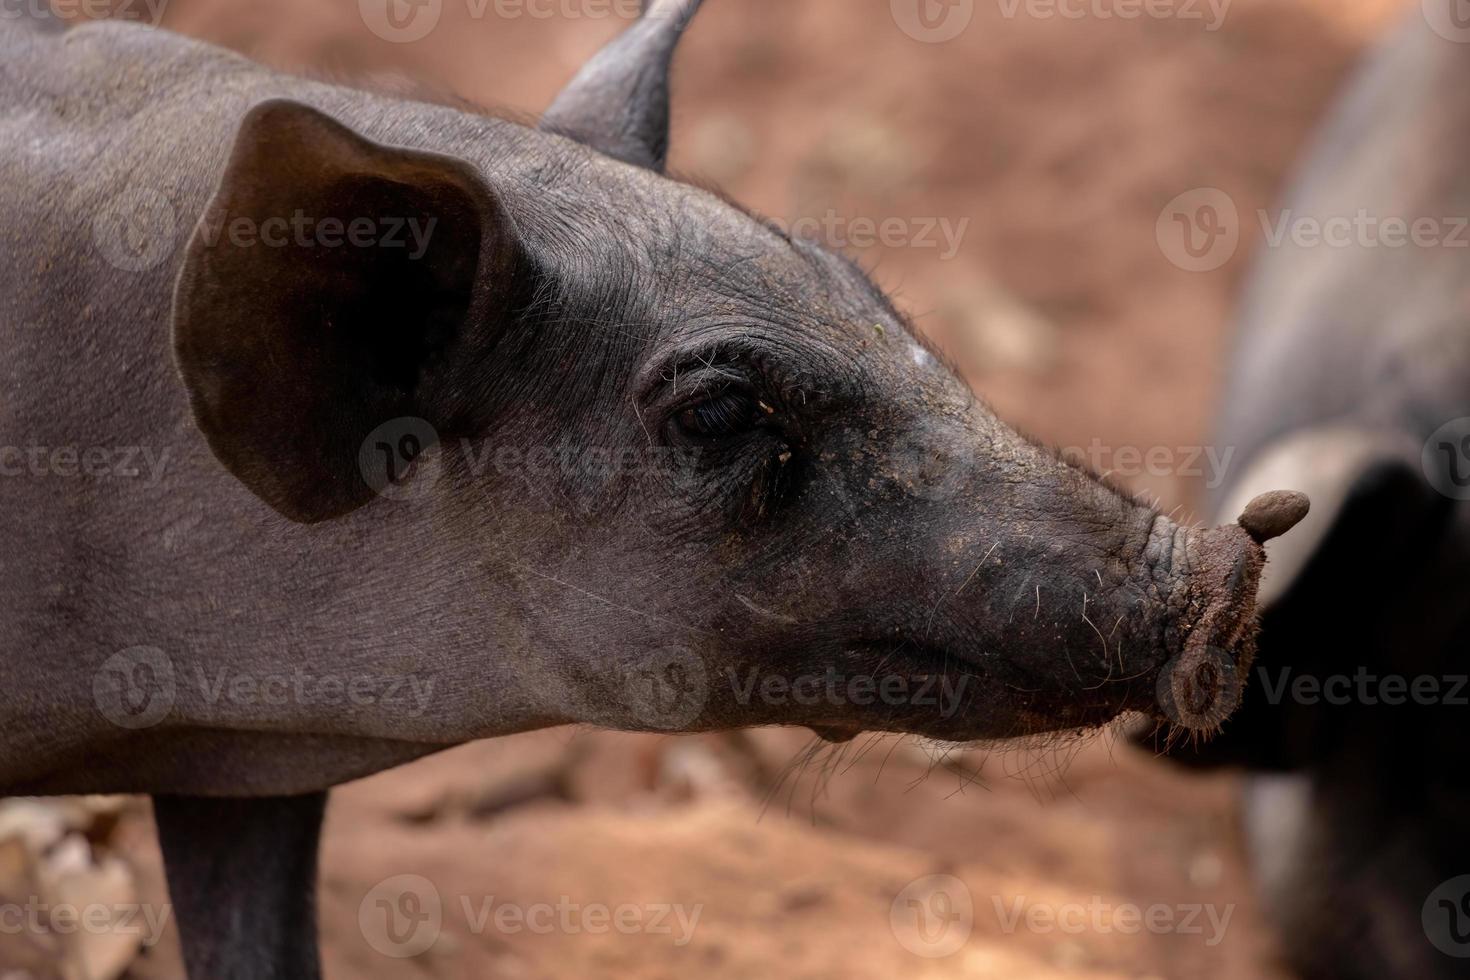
(154, 792, 327, 980)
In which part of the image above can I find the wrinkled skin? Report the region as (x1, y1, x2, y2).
(0, 7, 1305, 978)
(0, 12, 1279, 799)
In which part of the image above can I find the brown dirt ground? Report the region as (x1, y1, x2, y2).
(27, 0, 1419, 977)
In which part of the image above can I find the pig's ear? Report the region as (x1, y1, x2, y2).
(172, 99, 528, 524)
(1215, 427, 1448, 610)
(540, 0, 706, 171)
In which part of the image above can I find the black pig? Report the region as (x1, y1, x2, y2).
(0, 2, 1303, 976)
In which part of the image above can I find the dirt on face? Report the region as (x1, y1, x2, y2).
(4, 0, 1411, 977)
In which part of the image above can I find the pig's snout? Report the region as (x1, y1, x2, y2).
(1155, 491, 1309, 733)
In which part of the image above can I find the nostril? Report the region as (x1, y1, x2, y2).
(1157, 641, 1245, 734)
(1183, 659, 1225, 717)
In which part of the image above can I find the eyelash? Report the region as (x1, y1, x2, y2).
(678, 392, 761, 439)
(660, 378, 798, 523)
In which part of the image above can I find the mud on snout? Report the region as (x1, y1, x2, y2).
(1154, 491, 1310, 737)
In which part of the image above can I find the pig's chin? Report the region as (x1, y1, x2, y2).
(805, 690, 1149, 746)
(800, 643, 1163, 745)
(875, 689, 1158, 744)
(803, 496, 1305, 745)
(809, 563, 1266, 744)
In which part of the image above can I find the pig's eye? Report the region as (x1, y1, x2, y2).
(677, 392, 762, 440)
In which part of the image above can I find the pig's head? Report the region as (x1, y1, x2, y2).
(171, 0, 1306, 744)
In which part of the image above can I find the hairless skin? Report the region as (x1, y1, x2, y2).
(0, 2, 1304, 976)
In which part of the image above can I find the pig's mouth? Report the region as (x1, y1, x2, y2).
(812, 622, 1246, 746)
(811, 640, 1171, 744)
(804, 493, 1307, 746)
